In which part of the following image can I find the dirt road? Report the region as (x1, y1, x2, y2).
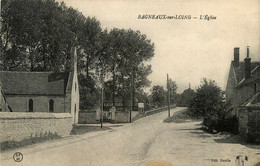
(1, 107, 259, 166)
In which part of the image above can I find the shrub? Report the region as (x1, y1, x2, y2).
(188, 78, 223, 117)
(176, 88, 196, 107)
(203, 102, 238, 134)
(187, 78, 238, 134)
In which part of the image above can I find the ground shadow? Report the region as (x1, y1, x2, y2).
(195, 122, 203, 126)
(108, 125, 123, 128)
(71, 126, 112, 135)
(214, 134, 244, 144)
(173, 127, 212, 139)
(176, 128, 202, 131)
(174, 123, 260, 149)
(213, 134, 260, 149)
(189, 131, 212, 138)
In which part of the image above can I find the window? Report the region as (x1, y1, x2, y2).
(49, 99, 54, 112)
(29, 99, 33, 112)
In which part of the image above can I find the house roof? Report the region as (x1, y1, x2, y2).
(232, 61, 260, 86)
(0, 71, 70, 95)
(241, 92, 260, 108)
(237, 65, 260, 87)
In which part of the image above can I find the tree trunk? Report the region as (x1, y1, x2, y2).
(121, 73, 125, 111)
(42, 44, 46, 70)
(131, 67, 135, 112)
(112, 65, 116, 106)
(86, 55, 89, 77)
(29, 47, 34, 71)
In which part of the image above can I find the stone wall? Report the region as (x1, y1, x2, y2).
(0, 112, 73, 143)
(238, 107, 260, 142)
(247, 109, 260, 141)
(5, 95, 65, 113)
(238, 108, 248, 137)
(79, 110, 139, 124)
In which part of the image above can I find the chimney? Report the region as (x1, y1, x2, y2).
(70, 47, 77, 72)
(244, 46, 251, 79)
(233, 47, 240, 67)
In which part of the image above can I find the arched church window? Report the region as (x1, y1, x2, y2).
(49, 99, 54, 112)
(29, 99, 33, 112)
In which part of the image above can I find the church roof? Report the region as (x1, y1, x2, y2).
(0, 71, 70, 95)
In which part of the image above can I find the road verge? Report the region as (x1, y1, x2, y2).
(164, 108, 202, 123)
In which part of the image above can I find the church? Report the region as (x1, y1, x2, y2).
(0, 48, 79, 124)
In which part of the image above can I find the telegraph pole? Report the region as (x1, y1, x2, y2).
(100, 68, 104, 129)
(130, 67, 135, 123)
(167, 74, 170, 117)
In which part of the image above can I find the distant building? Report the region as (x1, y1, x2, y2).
(0, 48, 79, 124)
(226, 47, 260, 142)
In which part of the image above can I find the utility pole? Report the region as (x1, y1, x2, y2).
(130, 67, 134, 123)
(167, 74, 170, 117)
(0, 0, 2, 61)
(100, 68, 104, 129)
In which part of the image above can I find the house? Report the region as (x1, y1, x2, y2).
(0, 48, 79, 124)
(226, 46, 260, 142)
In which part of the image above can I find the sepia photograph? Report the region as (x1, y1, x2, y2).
(0, 0, 259, 166)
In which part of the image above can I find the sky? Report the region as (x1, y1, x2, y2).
(58, 0, 260, 93)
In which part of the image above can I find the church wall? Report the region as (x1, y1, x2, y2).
(70, 72, 79, 124)
(5, 95, 65, 113)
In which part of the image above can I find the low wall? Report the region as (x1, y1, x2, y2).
(132, 105, 176, 122)
(78, 111, 97, 124)
(248, 109, 260, 141)
(238, 108, 248, 138)
(79, 110, 139, 124)
(0, 112, 73, 144)
(238, 107, 260, 142)
(131, 111, 139, 119)
(145, 105, 176, 116)
(115, 111, 130, 123)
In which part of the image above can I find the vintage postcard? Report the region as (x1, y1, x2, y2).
(0, 0, 259, 166)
